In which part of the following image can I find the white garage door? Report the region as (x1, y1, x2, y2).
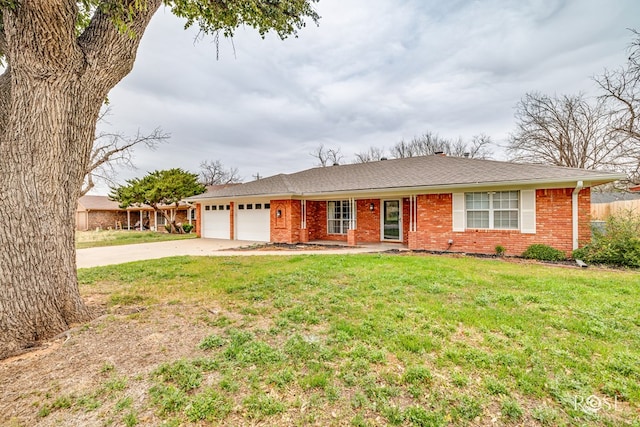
(236, 202, 271, 241)
(202, 205, 230, 239)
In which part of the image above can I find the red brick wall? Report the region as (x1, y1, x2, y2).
(270, 199, 302, 243)
(302, 199, 382, 243)
(402, 198, 410, 243)
(195, 204, 202, 237)
(230, 202, 235, 240)
(409, 188, 591, 256)
(83, 210, 128, 231)
(305, 200, 346, 242)
(355, 199, 380, 243)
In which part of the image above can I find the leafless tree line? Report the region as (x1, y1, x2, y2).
(508, 29, 640, 183)
(311, 132, 493, 167)
(199, 159, 242, 186)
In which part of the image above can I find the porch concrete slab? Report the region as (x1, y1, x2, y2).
(76, 238, 386, 269)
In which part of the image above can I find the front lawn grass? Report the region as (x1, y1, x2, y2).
(76, 230, 196, 249)
(75, 254, 639, 426)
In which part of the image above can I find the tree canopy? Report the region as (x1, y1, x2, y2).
(1, 0, 319, 358)
(110, 168, 205, 232)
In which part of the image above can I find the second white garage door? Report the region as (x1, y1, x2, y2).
(236, 202, 270, 241)
(202, 205, 230, 239)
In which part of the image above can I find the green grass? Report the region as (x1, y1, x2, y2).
(76, 230, 196, 249)
(76, 254, 640, 425)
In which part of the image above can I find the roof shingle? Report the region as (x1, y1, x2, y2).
(190, 156, 625, 200)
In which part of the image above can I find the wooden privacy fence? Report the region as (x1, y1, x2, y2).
(591, 199, 640, 220)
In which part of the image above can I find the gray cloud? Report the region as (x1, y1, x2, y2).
(91, 0, 640, 193)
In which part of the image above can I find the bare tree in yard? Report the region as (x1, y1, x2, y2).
(390, 132, 493, 159)
(0, 1, 319, 359)
(311, 143, 343, 166)
(507, 92, 630, 172)
(595, 29, 640, 180)
(82, 108, 170, 196)
(199, 159, 242, 186)
(353, 146, 386, 163)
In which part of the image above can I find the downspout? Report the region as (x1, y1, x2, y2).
(572, 180, 584, 250)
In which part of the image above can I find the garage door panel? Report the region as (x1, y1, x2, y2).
(236, 205, 270, 241)
(203, 209, 230, 239)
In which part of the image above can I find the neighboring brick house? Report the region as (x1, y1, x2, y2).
(76, 195, 196, 232)
(76, 195, 128, 231)
(186, 156, 624, 256)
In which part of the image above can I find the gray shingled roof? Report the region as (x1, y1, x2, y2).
(77, 195, 123, 211)
(189, 156, 625, 200)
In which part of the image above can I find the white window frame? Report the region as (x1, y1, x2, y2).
(327, 200, 351, 235)
(465, 191, 519, 230)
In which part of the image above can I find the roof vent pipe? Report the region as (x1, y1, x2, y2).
(332, 162, 339, 166)
(380, 157, 387, 161)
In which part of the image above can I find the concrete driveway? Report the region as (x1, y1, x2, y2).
(76, 238, 380, 268)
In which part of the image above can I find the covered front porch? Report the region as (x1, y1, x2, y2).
(271, 196, 420, 247)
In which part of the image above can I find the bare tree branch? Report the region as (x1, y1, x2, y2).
(311, 144, 343, 166)
(81, 108, 170, 196)
(507, 92, 633, 178)
(354, 146, 386, 163)
(390, 132, 493, 159)
(199, 159, 242, 186)
(594, 29, 640, 182)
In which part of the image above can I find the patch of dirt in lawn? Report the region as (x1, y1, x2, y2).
(0, 300, 228, 427)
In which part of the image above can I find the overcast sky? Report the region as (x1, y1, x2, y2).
(92, 0, 640, 194)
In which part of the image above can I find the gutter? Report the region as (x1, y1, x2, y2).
(572, 180, 584, 251)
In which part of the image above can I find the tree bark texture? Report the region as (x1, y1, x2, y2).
(0, 0, 161, 359)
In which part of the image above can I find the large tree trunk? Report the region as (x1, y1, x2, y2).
(0, 0, 161, 359)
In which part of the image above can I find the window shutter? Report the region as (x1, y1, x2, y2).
(452, 193, 465, 232)
(520, 189, 536, 234)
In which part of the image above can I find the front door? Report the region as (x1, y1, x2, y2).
(382, 200, 401, 241)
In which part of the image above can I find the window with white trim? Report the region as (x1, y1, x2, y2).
(465, 191, 519, 229)
(327, 200, 351, 235)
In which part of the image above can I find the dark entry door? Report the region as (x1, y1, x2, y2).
(383, 200, 401, 241)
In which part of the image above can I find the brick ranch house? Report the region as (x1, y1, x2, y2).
(76, 195, 196, 232)
(186, 156, 624, 256)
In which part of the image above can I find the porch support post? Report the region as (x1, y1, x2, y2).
(127, 210, 131, 230)
(300, 199, 309, 243)
(301, 200, 307, 229)
(408, 195, 418, 250)
(188, 208, 192, 226)
(347, 197, 357, 246)
(154, 210, 158, 232)
(139, 209, 143, 231)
